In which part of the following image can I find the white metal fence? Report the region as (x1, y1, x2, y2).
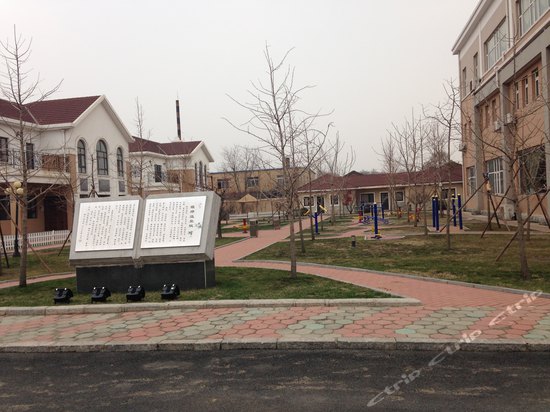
(2, 230, 70, 251)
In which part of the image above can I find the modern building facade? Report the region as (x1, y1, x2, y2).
(453, 0, 550, 222)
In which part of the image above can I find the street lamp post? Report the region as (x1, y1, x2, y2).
(4, 181, 24, 258)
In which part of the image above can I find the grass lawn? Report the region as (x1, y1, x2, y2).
(0, 267, 390, 306)
(246, 234, 550, 293)
(0, 237, 246, 282)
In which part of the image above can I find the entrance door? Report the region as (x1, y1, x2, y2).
(44, 196, 68, 231)
(316, 196, 325, 213)
(381, 192, 389, 210)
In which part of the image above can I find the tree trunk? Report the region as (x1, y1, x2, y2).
(288, 209, 297, 278)
(510, 180, 530, 279)
(298, 211, 305, 253)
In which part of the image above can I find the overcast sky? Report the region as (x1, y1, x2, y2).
(2, 0, 479, 172)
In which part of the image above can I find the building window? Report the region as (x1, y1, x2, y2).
(395, 191, 404, 202)
(77, 140, 86, 174)
(515, 82, 520, 110)
(533, 68, 540, 98)
(0, 195, 9, 220)
(26, 143, 35, 170)
(462, 67, 467, 95)
(276, 175, 285, 187)
(491, 99, 497, 123)
(154, 164, 162, 183)
(331, 195, 339, 205)
(520, 0, 550, 35)
(303, 196, 313, 206)
(204, 164, 208, 187)
(485, 105, 490, 129)
(116, 148, 124, 177)
(519, 145, 546, 193)
(96, 140, 108, 175)
(467, 166, 477, 196)
(473, 53, 479, 84)
(486, 158, 504, 195)
(198, 161, 203, 188)
(360, 193, 375, 204)
(217, 179, 229, 190)
(0, 137, 8, 163)
(194, 163, 199, 187)
(27, 196, 37, 219)
(485, 19, 508, 70)
(441, 188, 456, 199)
(524, 77, 529, 106)
(246, 176, 259, 189)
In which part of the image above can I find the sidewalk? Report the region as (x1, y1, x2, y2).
(1, 218, 549, 352)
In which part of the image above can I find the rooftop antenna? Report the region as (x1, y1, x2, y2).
(175, 98, 182, 141)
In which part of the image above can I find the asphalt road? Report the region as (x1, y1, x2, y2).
(0, 350, 549, 411)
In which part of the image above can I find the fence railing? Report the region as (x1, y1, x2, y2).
(2, 230, 70, 251)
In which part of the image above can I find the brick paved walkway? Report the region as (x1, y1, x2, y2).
(1, 218, 549, 351)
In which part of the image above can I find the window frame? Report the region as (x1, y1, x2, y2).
(245, 176, 259, 189)
(96, 140, 109, 176)
(486, 158, 505, 195)
(485, 19, 508, 70)
(116, 147, 124, 178)
(154, 164, 163, 183)
(519, 145, 547, 194)
(77, 140, 87, 174)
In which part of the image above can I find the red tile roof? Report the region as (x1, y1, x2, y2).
(129, 136, 201, 156)
(299, 162, 463, 192)
(0, 96, 100, 125)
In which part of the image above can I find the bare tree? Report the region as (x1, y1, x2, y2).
(390, 111, 424, 226)
(0, 28, 61, 286)
(322, 132, 355, 224)
(226, 46, 329, 278)
(427, 80, 461, 250)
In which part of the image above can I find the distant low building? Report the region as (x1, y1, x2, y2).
(210, 166, 312, 216)
(297, 163, 463, 215)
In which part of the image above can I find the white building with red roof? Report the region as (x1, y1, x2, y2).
(0, 95, 133, 234)
(128, 136, 214, 195)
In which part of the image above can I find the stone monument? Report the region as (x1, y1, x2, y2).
(69, 192, 221, 293)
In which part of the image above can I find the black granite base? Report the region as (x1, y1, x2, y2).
(75, 260, 215, 293)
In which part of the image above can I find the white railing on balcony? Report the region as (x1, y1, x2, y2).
(1, 230, 70, 251)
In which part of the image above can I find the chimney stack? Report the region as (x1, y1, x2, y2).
(176, 100, 182, 140)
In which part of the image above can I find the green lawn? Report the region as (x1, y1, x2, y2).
(246, 234, 550, 293)
(0, 237, 246, 282)
(0, 267, 390, 306)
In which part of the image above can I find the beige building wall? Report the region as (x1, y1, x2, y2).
(454, 0, 550, 223)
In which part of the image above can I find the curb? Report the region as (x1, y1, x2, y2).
(0, 338, 548, 353)
(0, 297, 421, 316)
(241, 260, 550, 300)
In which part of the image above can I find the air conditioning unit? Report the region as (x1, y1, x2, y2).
(459, 143, 468, 152)
(494, 120, 501, 131)
(505, 113, 515, 125)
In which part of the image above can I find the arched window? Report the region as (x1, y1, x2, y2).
(77, 140, 86, 174)
(116, 147, 124, 177)
(96, 140, 108, 175)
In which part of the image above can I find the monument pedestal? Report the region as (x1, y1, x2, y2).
(75, 260, 215, 293)
(69, 192, 221, 295)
